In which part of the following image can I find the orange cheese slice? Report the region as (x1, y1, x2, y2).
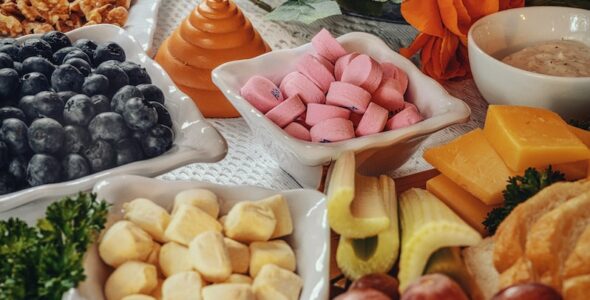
(567, 125, 590, 148)
(483, 105, 590, 172)
(423, 128, 514, 205)
(554, 161, 589, 181)
(426, 174, 498, 235)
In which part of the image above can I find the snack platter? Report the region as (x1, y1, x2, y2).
(0, 1, 589, 300)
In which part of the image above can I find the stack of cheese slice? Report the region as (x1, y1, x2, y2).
(155, 0, 270, 118)
(424, 105, 590, 235)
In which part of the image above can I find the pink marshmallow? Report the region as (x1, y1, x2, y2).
(240, 75, 283, 113)
(326, 81, 371, 114)
(349, 112, 363, 128)
(386, 104, 423, 130)
(305, 103, 351, 127)
(280, 71, 325, 104)
(310, 118, 355, 143)
(296, 53, 335, 92)
(311, 29, 348, 63)
(314, 54, 335, 74)
(396, 68, 409, 94)
(381, 62, 409, 94)
(372, 77, 405, 112)
(341, 54, 383, 94)
(284, 122, 311, 141)
(334, 53, 359, 81)
(265, 94, 306, 128)
(355, 102, 388, 137)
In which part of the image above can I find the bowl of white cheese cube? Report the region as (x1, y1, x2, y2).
(63, 175, 329, 300)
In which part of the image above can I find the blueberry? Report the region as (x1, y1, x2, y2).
(8, 156, 27, 184)
(1, 118, 29, 154)
(137, 84, 164, 104)
(94, 63, 129, 93)
(57, 91, 77, 104)
(151, 102, 173, 128)
(62, 49, 90, 65)
(26, 154, 62, 186)
(0, 140, 7, 168)
(122, 97, 157, 131)
(63, 125, 91, 154)
(82, 73, 109, 96)
(83, 139, 115, 172)
(72, 39, 97, 63)
(93, 42, 126, 66)
(18, 95, 37, 121)
(33, 91, 64, 121)
(0, 53, 13, 69)
(0, 171, 15, 195)
(41, 31, 71, 52)
(20, 38, 52, 60)
(97, 60, 121, 68)
(28, 118, 64, 154)
(13, 61, 23, 76)
(52, 46, 76, 64)
(0, 44, 21, 62)
(51, 64, 83, 92)
(0, 68, 20, 101)
(0, 107, 26, 123)
(20, 72, 50, 96)
(119, 61, 151, 85)
(141, 124, 173, 158)
(61, 154, 90, 180)
(22, 57, 55, 79)
(0, 38, 15, 45)
(63, 94, 96, 126)
(90, 95, 110, 114)
(88, 112, 128, 142)
(131, 130, 145, 141)
(111, 85, 142, 114)
(63, 58, 91, 76)
(114, 138, 144, 166)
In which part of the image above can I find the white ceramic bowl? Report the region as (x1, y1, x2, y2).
(212, 32, 471, 188)
(41, 175, 326, 300)
(125, 0, 163, 54)
(0, 24, 227, 212)
(468, 6, 590, 119)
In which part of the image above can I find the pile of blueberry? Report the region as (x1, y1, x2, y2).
(0, 31, 174, 195)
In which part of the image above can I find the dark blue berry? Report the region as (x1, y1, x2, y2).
(94, 63, 129, 93)
(63, 94, 95, 126)
(51, 64, 83, 92)
(63, 125, 91, 154)
(0, 107, 26, 123)
(137, 84, 164, 104)
(20, 38, 52, 60)
(151, 102, 173, 128)
(1, 118, 29, 154)
(131, 130, 145, 141)
(82, 73, 109, 96)
(57, 91, 77, 104)
(8, 156, 27, 184)
(93, 42, 126, 65)
(28, 118, 64, 154)
(32, 91, 64, 121)
(90, 95, 110, 114)
(18, 95, 37, 121)
(0, 53, 13, 69)
(20, 72, 50, 96)
(88, 112, 128, 142)
(123, 97, 157, 131)
(72, 39, 97, 64)
(114, 138, 144, 166)
(62, 49, 90, 65)
(111, 85, 142, 114)
(119, 61, 151, 85)
(13, 61, 22, 76)
(0, 140, 7, 168)
(64, 58, 91, 76)
(0, 171, 15, 195)
(52, 46, 76, 64)
(0, 68, 20, 101)
(26, 154, 62, 186)
(62, 154, 90, 180)
(22, 56, 55, 79)
(141, 124, 173, 158)
(0, 44, 21, 62)
(83, 139, 115, 172)
(41, 31, 71, 52)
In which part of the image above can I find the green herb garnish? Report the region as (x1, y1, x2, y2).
(483, 166, 565, 235)
(0, 192, 109, 300)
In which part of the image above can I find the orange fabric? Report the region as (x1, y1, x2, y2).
(401, 0, 525, 80)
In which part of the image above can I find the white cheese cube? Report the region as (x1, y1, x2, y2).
(189, 231, 232, 283)
(224, 202, 276, 243)
(121, 295, 156, 300)
(257, 194, 293, 239)
(164, 204, 222, 246)
(99, 220, 154, 267)
(104, 261, 158, 300)
(224, 238, 250, 274)
(161, 271, 203, 300)
(249, 240, 296, 277)
(223, 274, 253, 284)
(252, 264, 302, 300)
(146, 243, 161, 274)
(124, 198, 171, 242)
(173, 189, 219, 218)
(202, 283, 254, 300)
(159, 242, 192, 277)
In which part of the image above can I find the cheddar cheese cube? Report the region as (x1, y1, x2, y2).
(483, 105, 590, 171)
(224, 202, 277, 243)
(423, 129, 513, 205)
(164, 204, 222, 246)
(554, 161, 589, 181)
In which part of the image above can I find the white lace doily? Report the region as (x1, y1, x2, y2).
(154, 0, 488, 189)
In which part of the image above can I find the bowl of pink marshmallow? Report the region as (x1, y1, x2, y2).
(212, 29, 471, 188)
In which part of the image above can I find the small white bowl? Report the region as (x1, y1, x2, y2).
(212, 32, 470, 188)
(125, 0, 163, 54)
(468, 6, 590, 119)
(0, 25, 227, 212)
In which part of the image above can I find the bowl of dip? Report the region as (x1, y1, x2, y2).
(468, 6, 590, 119)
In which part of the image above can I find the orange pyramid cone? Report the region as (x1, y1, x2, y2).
(155, 0, 270, 118)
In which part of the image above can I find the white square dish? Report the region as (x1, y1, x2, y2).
(212, 32, 471, 188)
(0, 24, 227, 212)
(125, 0, 163, 54)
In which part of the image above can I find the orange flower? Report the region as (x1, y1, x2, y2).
(401, 0, 524, 80)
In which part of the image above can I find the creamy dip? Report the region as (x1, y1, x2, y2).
(501, 40, 590, 77)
